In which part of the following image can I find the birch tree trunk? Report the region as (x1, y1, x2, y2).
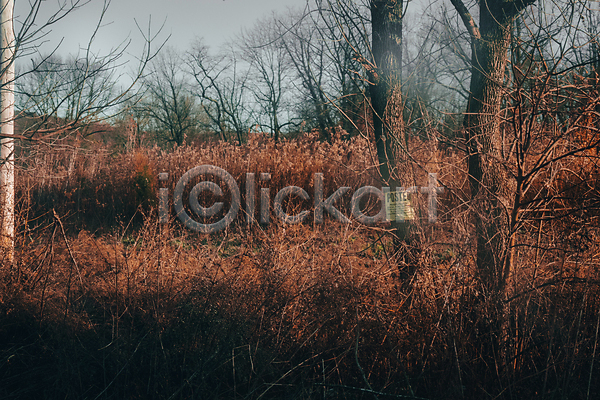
(0, 0, 14, 264)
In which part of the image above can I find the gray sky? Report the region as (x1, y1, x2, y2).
(16, 0, 307, 65)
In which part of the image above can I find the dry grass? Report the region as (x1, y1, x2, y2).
(1, 133, 599, 399)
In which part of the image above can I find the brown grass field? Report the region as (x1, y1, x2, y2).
(1, 132, 599, 399)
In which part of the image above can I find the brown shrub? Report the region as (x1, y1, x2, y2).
(1, 133, 599, 399)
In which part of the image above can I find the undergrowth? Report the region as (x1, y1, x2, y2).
(0, 134, 599, 399)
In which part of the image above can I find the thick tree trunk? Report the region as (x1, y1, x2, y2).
(452, 0, 535, 294)
(369, 0, 403, 185)
(464, 4, 514, 295)
(451, 0, 536, 393)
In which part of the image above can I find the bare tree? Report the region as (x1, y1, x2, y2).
(278, 8, 337, 141)
(187, 41, 251, 143)
(367, 0, 405, 184)
(449, 0, 539, 294)
(432, 0, 600, 389)
(1, 0, 158, 261)
(306, 0, 407, 182)
(16, 53, 121, 136)
(1, 0, 15, 262)
(239, 15, 295, 141)
(139, 48, 199, 145)
(313, 0, 372, 137)
(440, 0, 598, 301)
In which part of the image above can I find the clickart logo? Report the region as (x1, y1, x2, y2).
(158, 165, 444, 234)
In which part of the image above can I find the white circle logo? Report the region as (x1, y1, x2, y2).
(173, 165, 241, 233)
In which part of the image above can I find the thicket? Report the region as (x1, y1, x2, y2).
(0, 130, 599, 399)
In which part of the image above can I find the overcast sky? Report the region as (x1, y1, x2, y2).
(15, 0, 307, 67)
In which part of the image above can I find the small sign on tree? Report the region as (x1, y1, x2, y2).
(385, 190, 415, 222)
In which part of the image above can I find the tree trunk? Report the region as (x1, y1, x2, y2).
(451, 0, 537, 393)
(0, 0, 15, 264)
(369, 0, 403, 185)
(452, 0, 536, 295)
(465, 6, 513, 295)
